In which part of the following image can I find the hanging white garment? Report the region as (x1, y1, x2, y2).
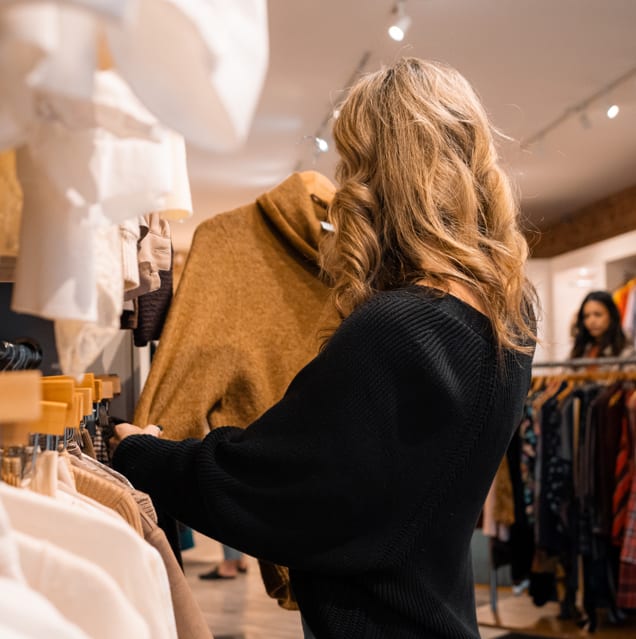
(158, 130, 192, 221)
(27, 6, 98, 104)
(0, 0, 135, 21)
(0, 496, 89, 638)
(124, 213, 172, 301)
(11, 158, 125, 376)
(0, 494, 24, 581)
(12, 145, 97, 323)
(16, 70, 175, 229)
(16, 531, 151, 639)
(0, 482, 178, 639)
(1, 0, 244, 375)
(0, 0, 268, 152)
(10, 71, 190, 375)
(0, 2, 58, 149)
(53, 224, 124, 378)
(106, 0, 269, 151)
(0, 577, 91, 639)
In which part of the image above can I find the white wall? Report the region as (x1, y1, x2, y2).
(90, 331, 150, 421)
(525, 258, 552, 363)
(527, 229, 636, 362)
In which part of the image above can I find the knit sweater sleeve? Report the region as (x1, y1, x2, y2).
(113, 292, 494, 574)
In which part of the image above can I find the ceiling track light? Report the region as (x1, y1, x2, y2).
(578, 109, 591, 130)
(388, 1, 411, 42)
(314, 137, 329, 153)
(295, 52, 371, 171)
(296, 135, 329, 169)
(520, 64, 636, 149)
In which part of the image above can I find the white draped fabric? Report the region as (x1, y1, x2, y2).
(0, 0, 268, 375)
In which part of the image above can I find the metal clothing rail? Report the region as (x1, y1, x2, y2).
(0, 337, 42, 371)
(532, 355, 636, 368)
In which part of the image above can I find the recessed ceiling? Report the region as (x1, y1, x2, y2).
(175, 0, 636, 251)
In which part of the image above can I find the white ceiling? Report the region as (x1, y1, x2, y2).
(174, 0, 636, 251)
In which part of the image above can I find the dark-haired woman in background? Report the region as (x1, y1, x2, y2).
(570, 290, 634, 361)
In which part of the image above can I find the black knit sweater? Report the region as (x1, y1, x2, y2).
(113, 285, 533, 638)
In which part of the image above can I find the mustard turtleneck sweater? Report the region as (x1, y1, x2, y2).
(134, 171, 337, 438)
(133, 170, 339, 608)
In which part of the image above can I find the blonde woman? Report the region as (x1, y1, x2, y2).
(112, 58, 536, 639)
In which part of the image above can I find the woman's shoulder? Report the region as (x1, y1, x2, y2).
(341, 285, 493, 344)
(349, 286, 463, 320)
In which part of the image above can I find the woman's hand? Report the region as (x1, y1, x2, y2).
(110, 422, 163, 455)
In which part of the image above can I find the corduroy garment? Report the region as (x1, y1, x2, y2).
(114, 286, 534, 639)
(133, 171, 338, 440)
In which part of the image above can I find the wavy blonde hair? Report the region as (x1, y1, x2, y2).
(320, 57, 536, 354)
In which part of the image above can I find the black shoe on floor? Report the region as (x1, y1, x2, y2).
(198, 567, 236, 580)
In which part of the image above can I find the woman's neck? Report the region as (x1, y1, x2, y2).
(415, 278, 486, 316)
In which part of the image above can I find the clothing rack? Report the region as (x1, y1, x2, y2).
(0, 337, 42, 371)
(533, 355, 636, 369)
(487, 355, 636, 616)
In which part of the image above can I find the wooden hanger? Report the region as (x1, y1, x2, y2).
(97, 28, 114, 71)
(0, 370, 42, 425)
(0, 371, 69, 447)
(95, 374, 121, 396)
(46, 373, 107, 403)
(530, 375, 545, 393)
(556, 378, 575, 404)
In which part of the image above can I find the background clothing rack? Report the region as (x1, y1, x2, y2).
(488, 354, 636, 617)
(533, 355, 636, 368)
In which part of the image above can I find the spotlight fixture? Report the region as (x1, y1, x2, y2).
(519, 65, 636, 149)
(388, 1, 411, 42)
(315, 137, 329, 153)
(299, 134, 329, 154)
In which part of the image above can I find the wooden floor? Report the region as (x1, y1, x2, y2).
(183, 534, 635, 639)
(183, 534, 302, 639)
(183, 535, 512, 638)
(477, 596, 636, 639)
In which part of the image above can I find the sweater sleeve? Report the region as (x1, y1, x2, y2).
(114, 293, 491, 574)
(133, 218, 239, 439)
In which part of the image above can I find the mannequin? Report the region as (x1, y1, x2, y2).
(206, 170, 335, 581)
(132, 170, 340, 605)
